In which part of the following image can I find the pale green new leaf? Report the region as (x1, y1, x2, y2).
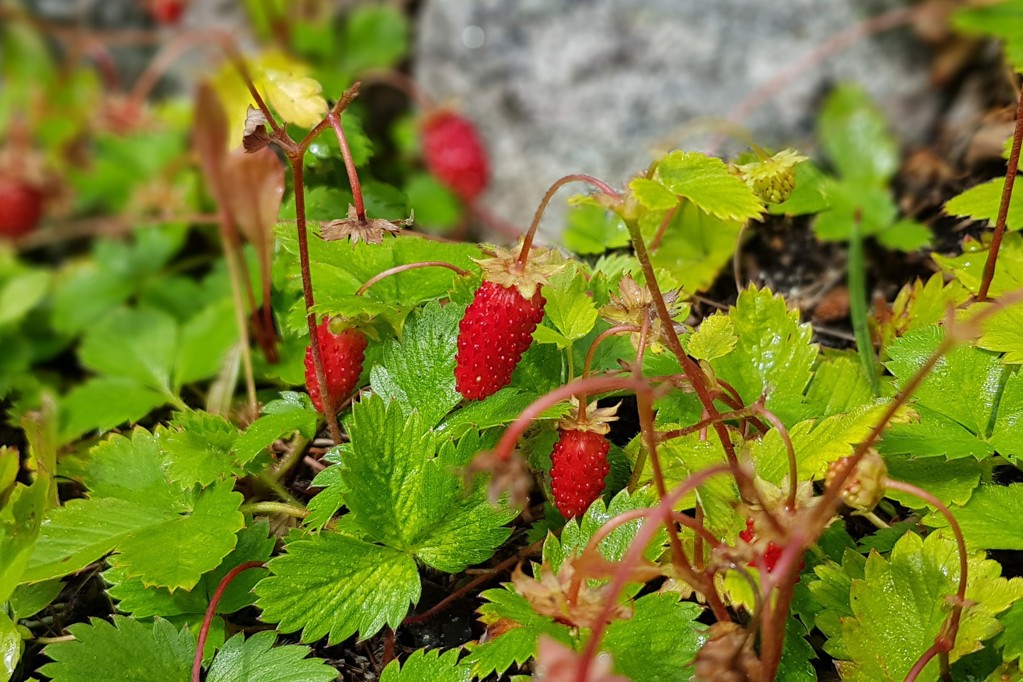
(562, 203, 630, 255)
(827, 532, 1023, 681)
(0, 474, 49, 604)
(976, 299, 1023, 364)
(603, 594, 705, 682)
(629, 177, 680, 212)
(255, 531, 420, 643)
(380, 649, 470, 682)
(654, 151, 764, 222)
(934, 232, 1023, 297)
(40, 616, 194, 682)
(369, 300, 463, 428)
(803, 355, 873, 418)
(946, 177, 1023, 232)
(686, 312, 737, 361)
(206, 631, 337, 682)
(540, 268, 598, 344)
(709, 286, 817, 425)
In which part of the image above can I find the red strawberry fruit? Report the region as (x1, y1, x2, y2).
(304, 319, 368, 414)
(421, 109, 489, 202)
(0, 175, 44, 239)
(148, 0, 186, 25)
(549, 400, 620, 519)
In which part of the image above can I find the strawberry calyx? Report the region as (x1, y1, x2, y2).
(475, 243, 564, 300)
(558, 398, 619, 435)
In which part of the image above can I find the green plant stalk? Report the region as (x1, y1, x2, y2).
(848, 219, 880, 396)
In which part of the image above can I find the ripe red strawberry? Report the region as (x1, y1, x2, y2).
(304, 319, 368, 414)
(148, 0, 186, 24)
(455, 281, 545, 400)
(421, 110, 489, 202)
(550, 429, 610, 519)
(0, 176, 44, 239)
(739, 518, 783, 572)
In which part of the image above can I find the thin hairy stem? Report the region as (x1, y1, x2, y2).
(356, 261, 470, 296)
(240, 501, 309, 519)
(192, 561, 265, 682)
(327, 108, 366, 222)
(577, 324, 641, 421)
(750, 404, 798, 510)
(978, 78, 1023, 301)
(648, 204, 679, 253)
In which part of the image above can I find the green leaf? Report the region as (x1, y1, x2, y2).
(174, 299, 239, 387)
(934, 232, 1023, 297)
(686, 312, 737, 361)
(341, 396, 517, 572)
(369, 301, 463, 428)
(10, 578, 63, 620)
(629, 177, 680, 211)
(40, 616, 194, 682)
(540, 269, 598, 344)
(648, 201, 745, 293)
(233, 392, 319, 465)
(821, 532, 1023, 681)
(59, 377, 168, 443)
(0, 474, 49, 604)
(811, 179, 898, 242)
(78, 307, 178, 395)
(998, 600, 1023, 662)
(883, 456, 982, 510)
(654, 151, 764, 222)
(206, 631, 337, 682)
(818, 84, 898, 183)
(603, 594, 705, 681)
(770, 161, 830, 216)
(255, 531, 420, 643)
(0, 609, 22, 681)
(562, 203, 630, 255)
(877, 218, 932, 252)
(976, 299, 1023, 364)
(709, 285, 817, 424)
(946, 177, 1023, 232)
(803, 355, 874, 418)
(380, 649, 470, 682)
(105, 520, 273, 618)
(926, 485, 1023, 550)
(162, 411, 241, 487)
(340, 5, 408, 74)
(405, 173, 462, 231)
(464, 588, 573, 678)
(953, 1, 1023, 73)
(0, 268, 50, 327)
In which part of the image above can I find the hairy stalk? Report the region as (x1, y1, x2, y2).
(887, 478, 968, 682)
(647, 204, 679, 253)
(240, 501, 309, 519)
(978, 78, 1023, 301)
(574, 465, 733, 682)
(191, 561, 265, 682)
(657, 408, 754, 442)
(849, 216, 880, 395)
(516, 174, 622, 267)
(749, 404, 798, 510)
(355, 261, 470, 296)
(327, 109, 367, 222)
(577, 324, 640, 422)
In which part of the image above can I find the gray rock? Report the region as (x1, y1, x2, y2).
(414, 0, 938, 237)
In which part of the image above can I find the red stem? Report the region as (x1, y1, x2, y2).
(191, 561, 265, 682)
(750, 404, 799, 511)
(576, 324, 641, 421)
(356, 261, 470, 297)
(978, 78, 1023, 301)
(327, 110, 367, 223)
(516, 174, 622, 268)
(647, 204, 679, 253)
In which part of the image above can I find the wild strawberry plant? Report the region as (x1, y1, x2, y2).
(4, 3, 1023, 682)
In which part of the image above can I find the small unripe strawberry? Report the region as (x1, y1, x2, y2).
(455, 280, 545, 400)
(304, 319, 368, 414)
(731, 148, 807, 205)
(550, 429, 610, 519)
(421, 110, 489, 202)
(0, 176, 44, 239)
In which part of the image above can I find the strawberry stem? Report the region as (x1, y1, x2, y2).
(355, 261, 470, 297)
(576, 324, 641, 421)
(750, 404, 798, 510)
(191, 561, 266, 682)
(516, 174, 622, 268)
(327, 109, 367, 223)
(978, 78, 1023, 301)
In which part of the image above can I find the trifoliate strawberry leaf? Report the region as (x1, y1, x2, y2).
(882, 326, 1012, 460)
(232, 391, 319, 465)
(544, 488, 662, 574)
(820, 532, 1023, 681)
(818, 84, 898, 184)
(464, 587, 574, 679)
(654, 151, 764, 222)
(926, 485, 1023, 550)
(563, 203, 630, 255)
(811, 179, 900, 243)
(602, 594, 705, 682)
(205, 630, 337, 682)
(535, 268, 598, 346)
(934, 232, 1023, 297)
(341, 395, 517, 572)
(105, 520, 273, 618)
(254, 531, 420, 643)
(162, 411, 241, 487)
(39, 616, 194, 682)
(750, 402, 890, 484)
(380, 649, 470, 682)
(23, 430, 244, 588)
(647, 202, 745, 294)
(77, 307, 177, 397)
(709, 285, 816, 425)
(370, 300, 463, 428)
(946, 177, 1023, 232)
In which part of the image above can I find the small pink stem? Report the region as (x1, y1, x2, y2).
(191, 561, 265, 682)
(327, 111, 366, 222)
(356, 261, 470, 296)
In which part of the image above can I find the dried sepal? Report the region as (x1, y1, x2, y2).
(242, 105, 272, 153)
(558, 398, 620, 434)
(825, 448, 888, 512)
(474, 243, 565, 300)
(320, 205, 410, 245)
(511, 559, 629, 629)
(600, 274, 685, 352)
